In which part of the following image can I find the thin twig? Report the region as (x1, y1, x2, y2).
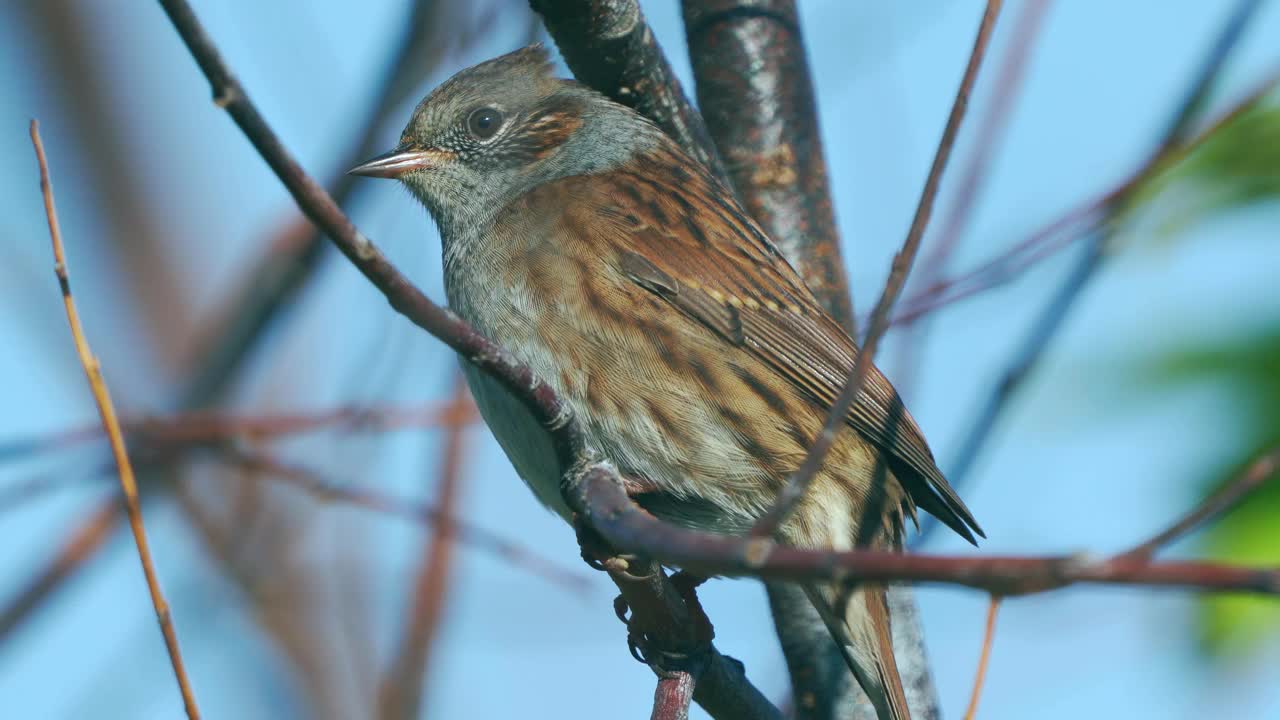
(896, 0, 1053, 394)
(0, 497, 121, 641)
(1123, 446, 1280, 560)
(377, 377, 470, 720)
(220, 446, 591, 593)
(31, 120, 201, 720)
(179, 0, 464, 409)
(0, 400, 476, 466)
(890, 62, 1280, 329)
(963, 596, 1001, 720)
(915, 0, 1266, 544)
(750, 0, 1005, 538)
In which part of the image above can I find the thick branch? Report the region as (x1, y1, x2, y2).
(682, 0, 854, 332)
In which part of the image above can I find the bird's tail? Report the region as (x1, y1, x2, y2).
(804, 582, 911, 720)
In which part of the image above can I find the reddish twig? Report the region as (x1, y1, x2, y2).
(377, 377, 470, 719)
(962, 596, 1001, 720)
(0, 400, 477, 466)
(219, 446, 590, 592)
(889, 62, 1280, 329)
(32, 120, 201, 719)
(0, 497, 121, 641)
(178, 0, 466, 409)
(750, 0, 1005, 538)
(1123, 446, 1280, 560)
(574, 465, 1280, 596)
(652, 671, 697, 720)
(896, 0, 1053, 393)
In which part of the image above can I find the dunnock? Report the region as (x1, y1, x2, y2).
(352, 45, 981, 720)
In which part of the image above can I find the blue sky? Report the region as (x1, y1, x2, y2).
(1, 1, 1278, 718)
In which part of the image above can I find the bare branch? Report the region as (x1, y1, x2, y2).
(0, 497, 120, 642)
(751, 0, 1005, 538)
(895, 0, 1053, 393)
(0, 400, 477, 467)
(221, 447, 590, 593)
(180, 0, 465, 408)
(32, 119, 201, 719)
(155, 0, 583, 467)
(572, 464, 1280, 596)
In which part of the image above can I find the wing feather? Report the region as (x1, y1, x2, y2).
(571, 143, 983, 542)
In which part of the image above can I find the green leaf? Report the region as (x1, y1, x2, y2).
(1137, 329, 1280, 658)
(1126, 92, 1280, 238)
(1194, 452, 1280, 654)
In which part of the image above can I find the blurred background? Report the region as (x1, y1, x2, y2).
(2, 1, 1278, 718)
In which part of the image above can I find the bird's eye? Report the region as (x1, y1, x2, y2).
(466, 107, 504, 140)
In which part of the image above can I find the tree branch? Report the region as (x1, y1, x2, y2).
(890, 63, 1280, 330)
(0, 400, 476, 467)
(895, 0, 1053, 395)
(571, 465, 1280, 595)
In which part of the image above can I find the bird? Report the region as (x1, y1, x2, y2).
(350, 44, 981, 720)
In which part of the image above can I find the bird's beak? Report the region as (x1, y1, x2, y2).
(348, 143, 441, 178)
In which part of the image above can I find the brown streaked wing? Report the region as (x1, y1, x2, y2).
(570, 143, 983, 543)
